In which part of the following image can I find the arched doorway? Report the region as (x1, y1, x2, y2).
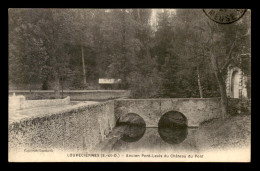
(231, 71, 240, 98)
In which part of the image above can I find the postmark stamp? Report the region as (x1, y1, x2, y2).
(203, 9, 247, 24)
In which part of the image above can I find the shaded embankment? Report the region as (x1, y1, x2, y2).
(195, 114, 251, 151)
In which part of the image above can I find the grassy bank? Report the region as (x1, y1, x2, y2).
(196, 113, 251, 151)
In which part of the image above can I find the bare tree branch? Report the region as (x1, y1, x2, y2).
(221, 54, 240, 73)
(220, 42, 236, 73)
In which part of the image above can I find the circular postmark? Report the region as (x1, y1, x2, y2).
(203, 9, 247, 24)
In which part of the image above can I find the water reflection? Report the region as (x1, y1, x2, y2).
(116, 113, 146, 143)
(121, 125, 146, 142)
(158, 111, 188, 144)
(158, 125, 188, 144)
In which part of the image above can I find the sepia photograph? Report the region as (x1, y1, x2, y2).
(8, 8, 251, 162)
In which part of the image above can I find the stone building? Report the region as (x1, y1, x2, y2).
(225, 54, 250, 99)
(226, 66, 248, 99)
(98, 78, 122, 90)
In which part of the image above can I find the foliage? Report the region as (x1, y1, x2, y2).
(9, 9, 251, 100)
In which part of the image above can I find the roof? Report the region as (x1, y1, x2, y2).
(98, 78, 122, 84)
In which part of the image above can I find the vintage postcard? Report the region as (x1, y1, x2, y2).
(8, 8, 251, 162)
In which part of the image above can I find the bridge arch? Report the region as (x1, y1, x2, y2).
(158, 111, 188, 144)
(116, 113, 146, 127)
(116, 112, 146, 142)
(158, 111, 188, 128)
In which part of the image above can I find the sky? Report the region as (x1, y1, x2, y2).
(149, 9, 176, 31)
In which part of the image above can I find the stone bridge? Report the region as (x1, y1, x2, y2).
(114, 98, 222, 127)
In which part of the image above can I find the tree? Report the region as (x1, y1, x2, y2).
(169, 9, 250, 118)
(68, 9, 95, 86)
(9, 9, 48, 91)
(203, 10, 251, 118)
(9, 9, 250, 104)
(34, 9, 74, 98)
(9, 9, 75, 98)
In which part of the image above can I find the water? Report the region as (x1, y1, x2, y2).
(120, 125, 146, 142)
(96, 126, 198, 153)
(158, 126, 188, 145)
(94, 111, 200, 153)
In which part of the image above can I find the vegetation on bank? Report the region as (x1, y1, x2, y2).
(196, 108, 251, 150)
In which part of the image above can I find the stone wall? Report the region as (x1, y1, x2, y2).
(114, 98, 222, 127)
(22, 96, 70, 109)
(8, 101, 115, 153)
(8, 90, 130, 101)
(9, 95, 70, 110)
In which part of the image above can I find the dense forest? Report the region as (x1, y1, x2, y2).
(9, 9, 251, 109)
